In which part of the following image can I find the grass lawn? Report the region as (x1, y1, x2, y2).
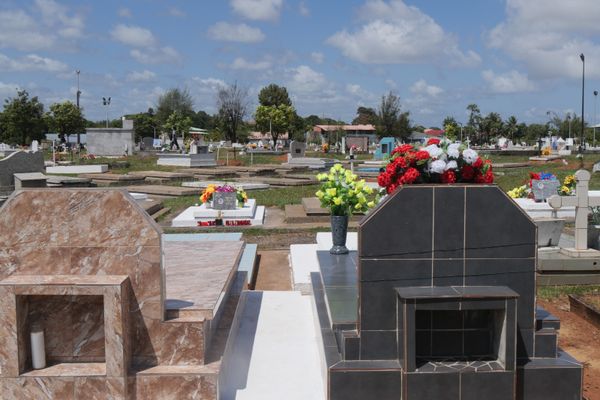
(537, 284, 600, 300)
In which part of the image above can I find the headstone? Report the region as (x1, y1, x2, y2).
(531, 179, 560, 201)
(213, 191, 237, 210)
(549, 169, 600, 253)
(31, 140, 39, 152)
(374, 137, 395, 160)
(289, 141, 306, 158)
(142, 136, 154, 149)
(314, 184, 582, 399)
(0, 151, 45, 194)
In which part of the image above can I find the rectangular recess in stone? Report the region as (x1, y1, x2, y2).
(431, 331, 462, 357)
(405, 372, 459, 400)
(433, 186, 465, 259)
(359, 186, 433, 259)
(431, 310, 462, 329)
(465, 186, 536, 259)
(329, 369, 402, 400)
(415, 310, 431, 330)
(317, 251, 358, 287)
(359, 330, 397, 360)
(432, 259, 463, 286)
(464, 259, 535, 329)
(463, 330, 493, 356)
(517, 359, 582, 400)
(460, 371, 515, 400)
(360, 259, 432, 284)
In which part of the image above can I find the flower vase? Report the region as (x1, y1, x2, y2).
(330, 215, 349, 254)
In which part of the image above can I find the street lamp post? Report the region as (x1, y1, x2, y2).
(76, 70, 81, 146)
(566, 113, 572, 139)
(594, 90, 598, 148)
(580, 53, 585, 154)
(102, 97, 111, 128)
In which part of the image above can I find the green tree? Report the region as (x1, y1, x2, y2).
(352, 106, 378, 125)
(255, 104, 296, 145)
(191, 110, 215, 130)
(0, 90, 46, 145)
(163, 111, 193, 140)
(216, 82, 249, 142)
(125, 110, 157, 142)
(465, 103, 481, 143)
(45, 101, 85, 143)
(505, 115, 518, 140)
(479, 112, 504, 144)
(156, 88, 194, 126)
(258, 84, 292, 107)
(377, 91, 411, 139)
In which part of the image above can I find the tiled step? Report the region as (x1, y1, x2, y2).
(534, 328, 558, 358)
(536, 306, 561, 330)
(342, 331, 360, 360)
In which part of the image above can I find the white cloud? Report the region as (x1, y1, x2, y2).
(299, 1, 310, 16)
(126, 70, 157, 82)
(327, 0, 480, 66)
(118, 7, 132, 18)
(230, 0, 283, 21)
(481, 70, 536, 93)
(288, 65, 328, 94)
(310, 52, 324, 64)
(130, 46, 181, 65)
(168, 7, 186, 18)
(410, 79, 443, 97)
(208, 22, 265, 43)
(0, 53, 68, 72)
(191, 77, 227, 93)
(111, 24, 157, 47)
(230, 57, 272, 70)
(487, 0, 600, 79)
(0, 1, 84, 52)
(0, 82, 21, 99)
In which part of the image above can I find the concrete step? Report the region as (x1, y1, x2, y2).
(220, 291, 326, 400)
(536, 306, 561, 330)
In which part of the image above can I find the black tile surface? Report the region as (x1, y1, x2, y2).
(434, 186, 465, 259)
(464, 259, 535, 329)
(406, 372, 459, 400)
(360, 259, 432, 284)
(465, 186, 536, 259)
(344, 335, 360, 360)
(433, 259, 463, 286)
(517, 358, 582, 400)
(534, 329, 557, 358)
(317, 250, 358, 287)
(360, 330, 397, 360)
(329, 369, 402, 400)
(461, 371, 515, 400)
(517, 328, 534, 359)
(360, 186, 433, 259)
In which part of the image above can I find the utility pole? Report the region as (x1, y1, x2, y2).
(580, 53, 585, 154)
(76, 70, 81, 146)
(102, 97, 111, 128)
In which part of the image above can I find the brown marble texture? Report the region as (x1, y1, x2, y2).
(1, 377, 76, 400)
(164, 241, 243, 318)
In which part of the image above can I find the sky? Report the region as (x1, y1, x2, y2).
(1, 0, 600, 128)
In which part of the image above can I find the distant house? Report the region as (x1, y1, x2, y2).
(408, 129, 445, 143)
(313, 124, 377, 151)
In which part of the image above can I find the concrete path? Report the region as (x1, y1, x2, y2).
(220, 291, 326, 400)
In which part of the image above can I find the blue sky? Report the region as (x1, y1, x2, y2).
(1, 0, 600, 127)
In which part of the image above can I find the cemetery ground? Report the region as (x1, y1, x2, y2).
(30, 150, 600, 398)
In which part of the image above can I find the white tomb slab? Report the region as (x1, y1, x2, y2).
(513, 198, 576, 219)
(171, 199, 265, 227)
(46, 164, 108, 174)
(316, 232, 358, 251)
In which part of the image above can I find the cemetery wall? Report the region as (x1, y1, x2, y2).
(86, 128, 135, 156)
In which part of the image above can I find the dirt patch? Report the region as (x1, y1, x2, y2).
(250, 231, 317, 250)
(539, 297, 600, 400)
(253, 250, 292, 291)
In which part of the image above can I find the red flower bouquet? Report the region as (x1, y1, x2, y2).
(378, 140, 493, 194)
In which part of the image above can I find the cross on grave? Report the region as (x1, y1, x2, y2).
(548, 169, 600, 252)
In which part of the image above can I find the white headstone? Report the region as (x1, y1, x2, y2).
(548, 169, 600, 251)
(31, 140, 39, 153)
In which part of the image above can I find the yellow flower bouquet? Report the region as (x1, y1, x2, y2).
(315, 164, 377, 216)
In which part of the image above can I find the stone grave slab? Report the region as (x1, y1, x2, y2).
(157, 152, 216, 167)
(125, 185, 198, 197)
(309, 184, 582, 399)
(0, 189, 251, 399)
(242, 176, 316, 186)
(45, 175, 93, 187)
(129, 170, 195, 180)
(284, 157, 335, 170)
(79, 173, 145, 186)
(46, 164, 108, 174)
(172, 201, 265, 227)
(193, 199, 257, 219)
(182, 181, 270, 190)
(302, 197, 328, 215)
(13, 172, 47, 189)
